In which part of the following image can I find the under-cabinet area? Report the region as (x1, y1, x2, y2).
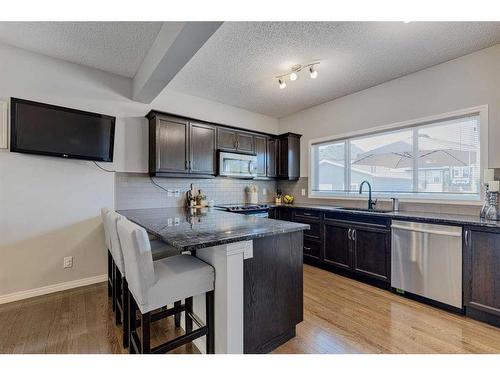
(270, 205, 500, 329)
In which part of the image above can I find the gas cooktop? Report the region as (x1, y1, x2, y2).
(216, 204, 270, 213)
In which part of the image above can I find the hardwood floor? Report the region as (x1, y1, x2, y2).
(1, 264, 500, 354)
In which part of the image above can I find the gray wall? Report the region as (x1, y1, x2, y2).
(279, 44, 500, 175)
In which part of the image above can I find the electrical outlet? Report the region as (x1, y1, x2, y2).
(174, 217, 180, 225)
(301, 188, 306, 196)
(174, 189, 180, 197)
(63, 256, 73, 268)
(262, 188, 267, 196)
(167, 189, 173, 197)
(167, 218, 173, 226)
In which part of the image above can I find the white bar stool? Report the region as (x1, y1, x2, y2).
(103, 209, 180, 348)
(117, 219, 215, 354)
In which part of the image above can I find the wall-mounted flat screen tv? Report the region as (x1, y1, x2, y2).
(10, 97, 115, 162)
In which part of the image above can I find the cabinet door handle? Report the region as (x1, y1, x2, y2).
(304, 246, 311, 251)
(352, 229, 356, 241)
(302, 212, 312, 216)
(185, 160, 188, 170)
(348, 228, 352, 240)
(464, 229, 470, 246)
(189, 160, 192, 170)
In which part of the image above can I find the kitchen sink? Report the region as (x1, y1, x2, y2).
(339, 207, 393, 214)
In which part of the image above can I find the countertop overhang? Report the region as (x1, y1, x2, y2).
(117, 207, 309, 252)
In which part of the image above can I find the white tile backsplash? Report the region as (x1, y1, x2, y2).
(115, 173, 277, 210)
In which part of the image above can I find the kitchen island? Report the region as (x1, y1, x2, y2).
(118, 207, 309, 353)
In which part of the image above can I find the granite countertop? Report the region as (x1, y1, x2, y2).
(271, 202, 500, 229)
(117, 207, 310, 251)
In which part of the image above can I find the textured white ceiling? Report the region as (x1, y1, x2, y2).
(168, 22, 500, 118)
(0, 22, 162, 78)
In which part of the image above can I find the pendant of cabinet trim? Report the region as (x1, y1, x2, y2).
(147, 111, 301, 179)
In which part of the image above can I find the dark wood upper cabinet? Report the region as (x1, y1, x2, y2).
(278, 133, 301, 180)
(150, 116, 189, 174)
(267, 138, 278, 178)
(189, 122, 216, 175)
(254, 135, 267, 177)
(147, 110, 301, 179)
(236, 132, 255, 153)
(464, 227, 500, 326)
(217, 128, 237, 151)
(217, 128, 255, 154)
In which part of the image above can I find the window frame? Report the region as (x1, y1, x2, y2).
(308, 105, 488, 205)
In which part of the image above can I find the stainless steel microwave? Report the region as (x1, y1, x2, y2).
(218, 151, 257, 178)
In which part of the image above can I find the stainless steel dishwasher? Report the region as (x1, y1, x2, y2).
(391, 220, 463, 308)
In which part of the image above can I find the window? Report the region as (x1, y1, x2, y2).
(310, 109, 484, 202)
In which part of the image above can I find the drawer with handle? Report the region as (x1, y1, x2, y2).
(303, 240, 321, 259)
(294, 209, 321, 220)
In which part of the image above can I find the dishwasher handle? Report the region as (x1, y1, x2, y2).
(391, 223, 462, 237)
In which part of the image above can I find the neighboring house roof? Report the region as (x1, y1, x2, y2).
(319, 159, 412, 179)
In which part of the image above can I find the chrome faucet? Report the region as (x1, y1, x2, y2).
(359, 180, 377, 210)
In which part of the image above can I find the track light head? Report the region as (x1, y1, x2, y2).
(278, 79, 286, 89)
(309, 65, 318, 79)
(289, 72, 298, 81)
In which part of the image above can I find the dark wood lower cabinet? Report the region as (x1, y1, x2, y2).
(352, 225, 391, 282)
(323, 221, 351, 270)
(271, 206, 500, 330)
(244, 231, 303, 353)
(274, 207, 391, 286)
(464, 227, 500, 327)
(303, 240, 321, 260)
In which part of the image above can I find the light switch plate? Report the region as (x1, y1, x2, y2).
(301, 188, 306, 196)
(0, 101, 7, 149)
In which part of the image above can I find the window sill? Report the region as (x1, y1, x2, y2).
(308, 193, 482, 206)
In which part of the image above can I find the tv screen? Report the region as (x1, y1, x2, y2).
(10, 98, 115, 162)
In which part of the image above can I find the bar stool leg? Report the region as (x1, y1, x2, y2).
(107, 251, 113, 297)
(141, 312, 151, 354)
(205, 290, 215, 354)
(114, 265, 122, 325)
(128, 291, 137, 354)
(111, 259, 116, 312)
(122, 278, 129, 349)
(174, 301, 181, 328)
(185, 297, 193, 333)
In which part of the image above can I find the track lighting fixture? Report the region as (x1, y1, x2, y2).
(275, 61, 320, 89)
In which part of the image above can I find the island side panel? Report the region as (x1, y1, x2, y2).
(243, 230, 304, 353)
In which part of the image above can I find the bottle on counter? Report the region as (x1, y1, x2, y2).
(275, 189, 282, 204)
(186, 184, 197, 207)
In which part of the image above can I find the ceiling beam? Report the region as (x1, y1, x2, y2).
(132, 21, 222, 103)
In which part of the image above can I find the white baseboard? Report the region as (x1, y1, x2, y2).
(0, 274, 107, 305)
